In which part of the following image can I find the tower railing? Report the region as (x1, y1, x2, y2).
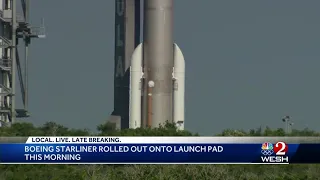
(0, 36, 11, 48)
(0, 58, 11, 71)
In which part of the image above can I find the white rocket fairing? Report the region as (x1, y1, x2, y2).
(172, 44, 185, 131)
(129, 43, 185, 130)
(129, 43, 143, 129)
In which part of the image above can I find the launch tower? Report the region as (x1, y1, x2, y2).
(0, 0, 45, 126)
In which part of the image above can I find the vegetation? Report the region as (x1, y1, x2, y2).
(0, 121, 319, 180)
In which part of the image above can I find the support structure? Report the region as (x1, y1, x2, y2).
(0, 0, 45, 126)
(282, 115, 293, 134)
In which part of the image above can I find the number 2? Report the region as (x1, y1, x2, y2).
(275, 142, 286, 155)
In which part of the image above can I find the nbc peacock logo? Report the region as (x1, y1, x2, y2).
(261, 142, 274, 156)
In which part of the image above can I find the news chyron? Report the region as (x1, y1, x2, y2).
(260, 142, 289, 163)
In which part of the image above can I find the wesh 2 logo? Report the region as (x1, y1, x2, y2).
(260, 142, 289, 163)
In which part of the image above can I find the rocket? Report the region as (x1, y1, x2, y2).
(129, 0, 185, 130)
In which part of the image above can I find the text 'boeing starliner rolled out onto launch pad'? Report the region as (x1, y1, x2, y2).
(109, 0, 185, 130)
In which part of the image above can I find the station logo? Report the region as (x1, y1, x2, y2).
(260, 142, 289, 163)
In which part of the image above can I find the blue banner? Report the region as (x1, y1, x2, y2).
(0, 143, 318, 164)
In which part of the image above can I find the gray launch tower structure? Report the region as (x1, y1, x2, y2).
(0, 0, 45, 126)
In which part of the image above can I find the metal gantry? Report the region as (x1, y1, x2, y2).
(282, 115, 293, 134)
(0, 0, 45, 126)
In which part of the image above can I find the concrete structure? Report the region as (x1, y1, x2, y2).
(0, 0, 45, 126)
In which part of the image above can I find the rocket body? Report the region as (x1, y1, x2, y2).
(108, 0, 185, 130)
(142, 0, 174, 127)
(129, 0, 185, 130)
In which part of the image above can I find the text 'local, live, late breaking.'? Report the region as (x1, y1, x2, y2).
(30, 137, 121, 143)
